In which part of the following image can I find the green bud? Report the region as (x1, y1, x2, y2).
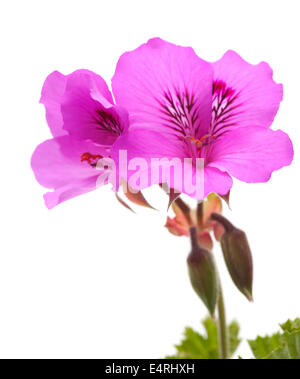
(187, 227, 219, 317)
(211, 213, 253, 301)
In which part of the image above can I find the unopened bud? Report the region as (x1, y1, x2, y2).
(187, 227, 219, 316)
(211, 213, 253, 301)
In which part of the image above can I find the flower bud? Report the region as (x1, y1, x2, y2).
(211, 213, 253, 301)
(187, 227, 219, 316)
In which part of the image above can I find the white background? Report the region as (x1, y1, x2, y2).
(0, 0, 299, 359)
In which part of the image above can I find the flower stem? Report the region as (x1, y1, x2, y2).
(217, 284, 229, 359)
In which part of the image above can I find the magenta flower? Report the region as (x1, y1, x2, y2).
(111, 38, 293, 199)
(31, 70, 129, 208)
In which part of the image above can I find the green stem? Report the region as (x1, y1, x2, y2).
(217, 284, 229, 359)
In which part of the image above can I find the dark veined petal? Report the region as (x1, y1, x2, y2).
(209, 51, 283, 139)
(112, 38, 213, 140)
(61, 71, 128, 145)
(40, 69, 115, 138)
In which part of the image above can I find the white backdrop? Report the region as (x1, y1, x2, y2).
(0, 0, 299, 358)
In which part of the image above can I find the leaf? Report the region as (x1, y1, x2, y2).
(278, 331, 300, 359)
(166, 317, 240, 359)
(248, 333, 282, 359)
(229, 320, 241, 357)
(280, 319, 300, 333)
(276, 319, 300, 359)
(248, 318, 300, 359)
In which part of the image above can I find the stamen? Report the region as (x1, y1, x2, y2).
(81, 152, 103, 167)
(185, 134, 216, 151)
(157, 83, 240, 159)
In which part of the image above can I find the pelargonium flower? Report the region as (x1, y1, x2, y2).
(31, 70, 129, 208)
(111, 38, 293, 199)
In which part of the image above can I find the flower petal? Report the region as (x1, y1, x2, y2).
(112, 128, 186, 193)
(31, 136, 109, 208)
(40, 71, 68, 137)
(112, 128, 233, 199)
(113, 128, 186, 160)
(210, 51, 283, 138)
(40, 69, 123, 143)
(208, 126, 294, 182)
(43, 177, 99, 209)
(202, 166, 233, 199)
(181, 163, 233, 200)
(112, 38, 213, 139)
(61, 71, 128, 145)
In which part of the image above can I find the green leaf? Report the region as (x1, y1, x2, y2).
(248, 318, 300, 359)
(248, 333, 282, 359)
(280, 319, 300, 333)
(166, 317, 240, 359)
(229, 320, 241, 357)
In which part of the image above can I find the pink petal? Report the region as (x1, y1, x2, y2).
(31, 136, 109, 208)
(201, 165, 233, 199)
(112, 38, 213, 139)
(43, 177, 99, 209)
(174, 164, 232, 200)
(40, 69, 123, 143)
(208, 126, 294, 182)
(61, 72, 128, 145)
(112, 128, 185, 192)
(112, 128, 233, 199)
(113, 128, 186, 161)
(39, 71, 68, 137)
(210, 51, 283, 138)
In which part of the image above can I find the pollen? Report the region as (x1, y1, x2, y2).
(186, 135, 216, 150)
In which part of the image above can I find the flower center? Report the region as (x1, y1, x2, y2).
(157, 82, 241, 160)
(183, 134, 217, 160)
(185, 134, 216, 149)
(95, 109, 122, 136)
(158, 89, 200, 138)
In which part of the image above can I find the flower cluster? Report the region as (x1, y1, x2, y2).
(31, 38, 293, 208)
